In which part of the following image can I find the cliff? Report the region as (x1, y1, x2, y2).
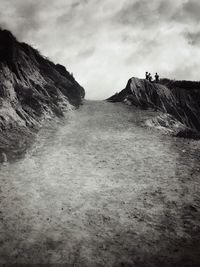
(107, 77, 200, 138)
(0, 29, 85, 161)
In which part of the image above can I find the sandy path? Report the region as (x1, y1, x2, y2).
(0, 100, 200, 266)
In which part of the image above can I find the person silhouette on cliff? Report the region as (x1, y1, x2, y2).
(148, 73, 152, 82)
(145, 72, 149, 80)
(155, 73, 159, 82)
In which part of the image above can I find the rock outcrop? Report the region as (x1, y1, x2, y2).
(107, 77, 200, 138)
(0, 29, 85, 160)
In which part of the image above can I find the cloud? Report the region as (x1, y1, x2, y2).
(181, 0, 200, 21)
(114, 0, 183, 28)
(171, 0, 200, 24)
(0, 0, 44, 39)
(185, 31, 200, 45)
(0, 0, 200, 99)
(77, 47, 96, 58)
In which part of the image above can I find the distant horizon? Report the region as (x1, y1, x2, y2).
(1, 0, 200, 100)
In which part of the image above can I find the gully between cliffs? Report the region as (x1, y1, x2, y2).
(0, 100, 200, 266)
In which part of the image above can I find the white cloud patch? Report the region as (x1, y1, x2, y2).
(0, 0, 200, 99)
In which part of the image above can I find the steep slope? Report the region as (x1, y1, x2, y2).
(0, 29, 85, 161)
(107, 77, 200, 138)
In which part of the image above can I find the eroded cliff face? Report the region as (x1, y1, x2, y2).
(108, 77, 200, 138)
(0, 29, 85, 161)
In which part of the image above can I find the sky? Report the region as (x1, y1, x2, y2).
(0, 0, 200, 99)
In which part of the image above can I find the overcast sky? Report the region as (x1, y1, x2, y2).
(0, 0, 200, 99)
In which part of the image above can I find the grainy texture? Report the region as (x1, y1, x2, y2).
(0, 100, 200, 266)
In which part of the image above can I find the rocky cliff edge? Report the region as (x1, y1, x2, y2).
(0, 29, 85, 161)
(107, 77, 200, 138)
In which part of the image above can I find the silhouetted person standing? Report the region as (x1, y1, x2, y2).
(145, 72, 149, 80)
(155, 72, 159, 82)
(149, 73, 152, 82)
